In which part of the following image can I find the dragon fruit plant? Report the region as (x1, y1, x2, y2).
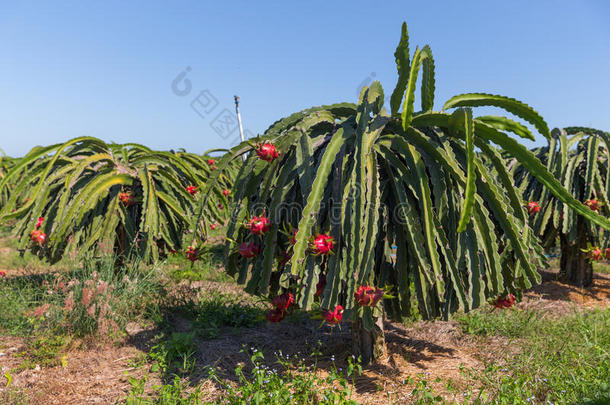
(193, 22, 610, 364)
(513, 127, 610, 287)
(0, 140, 239, 263)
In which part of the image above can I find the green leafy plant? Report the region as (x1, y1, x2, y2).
(158, 288, 264, 340)
(209, 347, 360, 405)
(13, 334, 71, 370)
(513, 126, 610, 286)
(456, 307, 540, 338)
(149, 332, 197, 375)
(124, 374, 203, 405)
(404, 375, 444, 404)
(191, 293, 263, 339)
(0, 138, 237, 263)
(195, 22, 610, 364)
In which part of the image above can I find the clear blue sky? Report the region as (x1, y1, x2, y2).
(1, 1, 609, 157)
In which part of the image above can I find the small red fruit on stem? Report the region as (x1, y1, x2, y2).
(206, 159, 215, 166)
(30, 230, 47, 246)
(589, 247, 603, 261)
(526, 201, 540, 215)
(311, 234, 334, 255)
(186, 185, 198, 195)
(288, 229, 298, 245)
(255, 142, 280, 162)
(266, 292, 294, 323)
(185, 246, 199, 262)
(238, 242, 261, 258)
(35, 217, 44, 229)
(585, 199, 601, 211)
(222, 189, 231, 196)
(119, 192, 136, 207)
(247, 216, 271, 235)
(354, 285, 384, 307)
(492, 293, 516, 309)
(323, 305, 343, 325)
(271, 293, 294, 312)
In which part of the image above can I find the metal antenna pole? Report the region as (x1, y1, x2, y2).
(234, 95, 246, 161)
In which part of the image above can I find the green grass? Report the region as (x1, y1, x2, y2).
(0, 257, 164, 338)
(148, 332, 198, 376)
(457, 307, 610, 404)
(161, 243, 232, 283)
(593, 261, 610, 274)
(455, 307, 541, 338)
(0, 275, 48, 335)
(157, 289, 265, 340)
(124, 345, 362, 405)
(541, 255, 610, 275)
(13, 334, 71, 370)
(124, 374, 203, 405)
(0, 228, 258, 376)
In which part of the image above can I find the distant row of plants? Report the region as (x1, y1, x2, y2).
(514, 126, 610, 286)
(0, 139, 239, 264)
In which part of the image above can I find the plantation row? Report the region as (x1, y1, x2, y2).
(0, 140, 239, 263)
(1, 22, 609, 365)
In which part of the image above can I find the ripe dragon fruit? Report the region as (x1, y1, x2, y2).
(323, 305, 344, 325)
(238, 242, 261, 258)
(247, 216, 271, 235)
(311, 234, 334, 255)
(492, 293, 516, 309)
(185, 246, 199, 262)
(119, 192, 136, 207)
(585, 199, 601, 211)
(354, 285, 384, 307)
(30, 230, 47, 246)
(255, 142, 279, 162)
(526, 201, 540, 215)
